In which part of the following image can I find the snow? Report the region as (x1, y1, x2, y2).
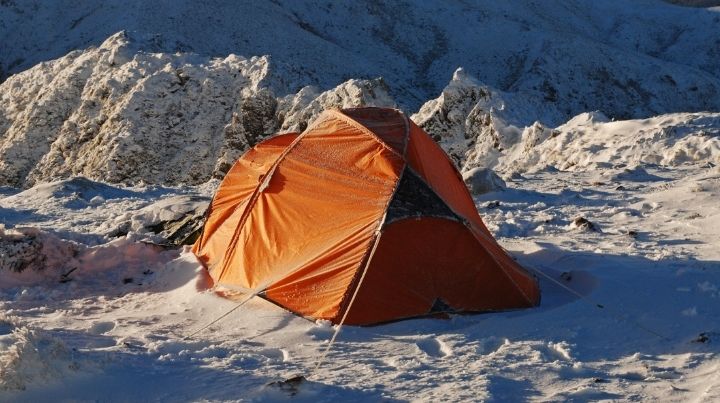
(2, 1, 720, 118)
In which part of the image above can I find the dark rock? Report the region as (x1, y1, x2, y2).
(572, 216, 597, 231)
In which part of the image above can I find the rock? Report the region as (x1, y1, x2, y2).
(0, 227, 79, 273)
(0, 32, 396, 188)
(692, 332, 710, 343)
(570, 216, 598, 232)
(277, 78, 396, 133)
(145, 209, 207, 247)
(462, 167, 506, 195)
(411, 68, 508, 170)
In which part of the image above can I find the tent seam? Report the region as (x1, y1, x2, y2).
(333, 108, 411, 320)
(195, 133, 298, 252)
(214, 115, 330, 282)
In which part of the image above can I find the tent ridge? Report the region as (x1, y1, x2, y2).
(328, 109, 405, 158)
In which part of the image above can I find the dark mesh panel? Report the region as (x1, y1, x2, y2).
(385, 168, 460, 225)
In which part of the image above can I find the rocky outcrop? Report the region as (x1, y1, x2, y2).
(0, 32, 395, 187)
(411, 68, 533, 172)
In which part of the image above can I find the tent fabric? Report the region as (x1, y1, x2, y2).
(193, 107, 540, 325)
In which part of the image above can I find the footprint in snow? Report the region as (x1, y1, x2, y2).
(415, 337, 452, 358)
(476, 337, 509, 356)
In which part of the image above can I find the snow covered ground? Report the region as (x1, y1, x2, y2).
(1, 113, 719, 401)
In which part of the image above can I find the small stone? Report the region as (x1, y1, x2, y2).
(572, 216, 597, 231)
(693, 333, 709, 343)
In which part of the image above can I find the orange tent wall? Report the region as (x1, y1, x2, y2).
(344, 217, 537, 325)
(193, 133, 298, 279)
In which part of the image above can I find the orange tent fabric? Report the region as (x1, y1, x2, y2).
(193, 107, 540, 325)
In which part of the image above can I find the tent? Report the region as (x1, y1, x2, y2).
(193, 107, 540, 325)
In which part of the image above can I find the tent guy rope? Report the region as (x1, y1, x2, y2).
(529, 264, 670, 342)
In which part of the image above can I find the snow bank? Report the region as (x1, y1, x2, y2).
(0, 315, 79, 391)
(0, 177, 211, 245)
(496, 112, 720, 174)
(0, 226, 177, 290)
(462, 167, 506, 195)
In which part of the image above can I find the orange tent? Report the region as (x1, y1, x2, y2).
(193, 107, 540, 325)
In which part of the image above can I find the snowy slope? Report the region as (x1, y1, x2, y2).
(2, 0, 720, 117)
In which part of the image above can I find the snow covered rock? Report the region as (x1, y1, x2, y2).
(411, 68, 512, 170)
(0, 227, 79, 273)
(462, 167, 506, 195)
(277, 78, 396, 133)
(105, 194, 210, 246)
(411, 68, 548, 173)
(0, 32, 396, 187)
(495, 112, 720, 174)
(0, 32, 273, 187)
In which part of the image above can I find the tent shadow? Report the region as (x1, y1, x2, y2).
(335, 242, 720, 359)
(478, 185, 643, 209)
